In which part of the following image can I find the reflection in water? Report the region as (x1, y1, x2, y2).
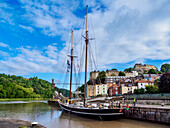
(0, 101, 169, 128)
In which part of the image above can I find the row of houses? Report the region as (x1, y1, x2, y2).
(105, 74, 160, 84)
(90, 63, 158, 80)
(87, 74, 160, 97)
(90, 70, 138, 80)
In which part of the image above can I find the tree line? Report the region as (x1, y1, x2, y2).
(0, 73, 56, 98)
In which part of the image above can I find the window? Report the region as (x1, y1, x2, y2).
(115, 87, 118, 90)
(116, 91, 118, 94)
(128, 84, 132, 87)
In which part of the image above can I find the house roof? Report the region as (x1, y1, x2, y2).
(107, 83, 118, 86)
(136, 79, 153, 83)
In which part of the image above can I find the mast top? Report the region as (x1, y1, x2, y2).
(86, 5, 88, 33)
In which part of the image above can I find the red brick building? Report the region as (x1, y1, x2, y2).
(107, 84, 120, 96)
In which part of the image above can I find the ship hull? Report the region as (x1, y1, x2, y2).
(59, 102, 123, 120)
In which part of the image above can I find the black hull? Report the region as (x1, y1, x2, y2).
(48, 100, 60, 107)
(59, 102, 123, 120)
(48, 100, 61, 110)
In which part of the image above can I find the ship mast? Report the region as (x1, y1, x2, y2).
(69, 30, 74, 100)
(84, 5, 88, 106)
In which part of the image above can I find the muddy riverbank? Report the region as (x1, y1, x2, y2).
(0, 118, 45, 128)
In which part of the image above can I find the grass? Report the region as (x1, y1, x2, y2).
(0, 98, 49, 101)
(19, 125, 28, 128)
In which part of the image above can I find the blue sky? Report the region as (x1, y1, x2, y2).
(0, 0, 170, 90)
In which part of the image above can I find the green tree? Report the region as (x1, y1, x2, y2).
(119, 71, 126, 76)
(0, 85, 3, 91)
(134, 89, 138, 94)
(77, 84, 84, 93)
(143, 70, 148, 74)
(87, 80, 93, 85)
(124, 67, 134, 72)
(96, 71, 106, 84)
(158, 73, 170, 93)
(0, 73, 56, 98)
(148, 69, 157, 74)
(161, 63, 170, 72)
(154, 79, 160, 86)
(111, 73, 116, 76)
(139, 88, 145, 94)
(112, 68, 118, 70)
(2, 89, 7, 98)
(16, 90, 24, 98)
(145, 85, 159, 93)
(157, 71, 163, 74)
(134, 88, 145, 94)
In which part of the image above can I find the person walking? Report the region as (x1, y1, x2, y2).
(133, 98, 136, 106)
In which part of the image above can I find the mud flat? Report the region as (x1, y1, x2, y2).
(0, 118, 46, 128)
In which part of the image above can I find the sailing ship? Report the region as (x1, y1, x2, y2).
(58, 5, 124, 120)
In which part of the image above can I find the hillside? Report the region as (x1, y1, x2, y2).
(0, 73, 69, 99)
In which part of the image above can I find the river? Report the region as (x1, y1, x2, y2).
(0, 101, 168, 128)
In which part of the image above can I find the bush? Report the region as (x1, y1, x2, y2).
(119, 71, 126, 76)
(145, 85, 159, 93)
(159, 72, 170, 93)
(134, 88, 145, 94)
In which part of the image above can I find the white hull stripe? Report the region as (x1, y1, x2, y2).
(59, 104, 123, 116)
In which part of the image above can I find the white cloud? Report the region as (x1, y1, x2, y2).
(0, 2, 14, 24)
(0, 42, 9, 48)
(0, 45, 59, 75)
(45, 43, 58, 59)
(81, 0, 170, 70)
(0, 42, 11, 50)
(18, 0, 82, 38)
(1, 0, 170, 74)
(19, 25, 34, 32)
(0, 51, 9, 57)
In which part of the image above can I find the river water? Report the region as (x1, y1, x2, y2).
(0, 101, 168, 128)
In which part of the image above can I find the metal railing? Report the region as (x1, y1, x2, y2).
(123, 93, 170, 100)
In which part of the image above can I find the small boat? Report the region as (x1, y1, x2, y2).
(58, 5, 124, 120)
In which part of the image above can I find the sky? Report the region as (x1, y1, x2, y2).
(0, 0, 170, 90)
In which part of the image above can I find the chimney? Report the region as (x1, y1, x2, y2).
(52, 78, 55, 89)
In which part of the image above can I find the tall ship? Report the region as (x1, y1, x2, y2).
(57, 5, 124, 120)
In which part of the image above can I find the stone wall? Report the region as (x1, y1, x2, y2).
(124, 106, 170, 124)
